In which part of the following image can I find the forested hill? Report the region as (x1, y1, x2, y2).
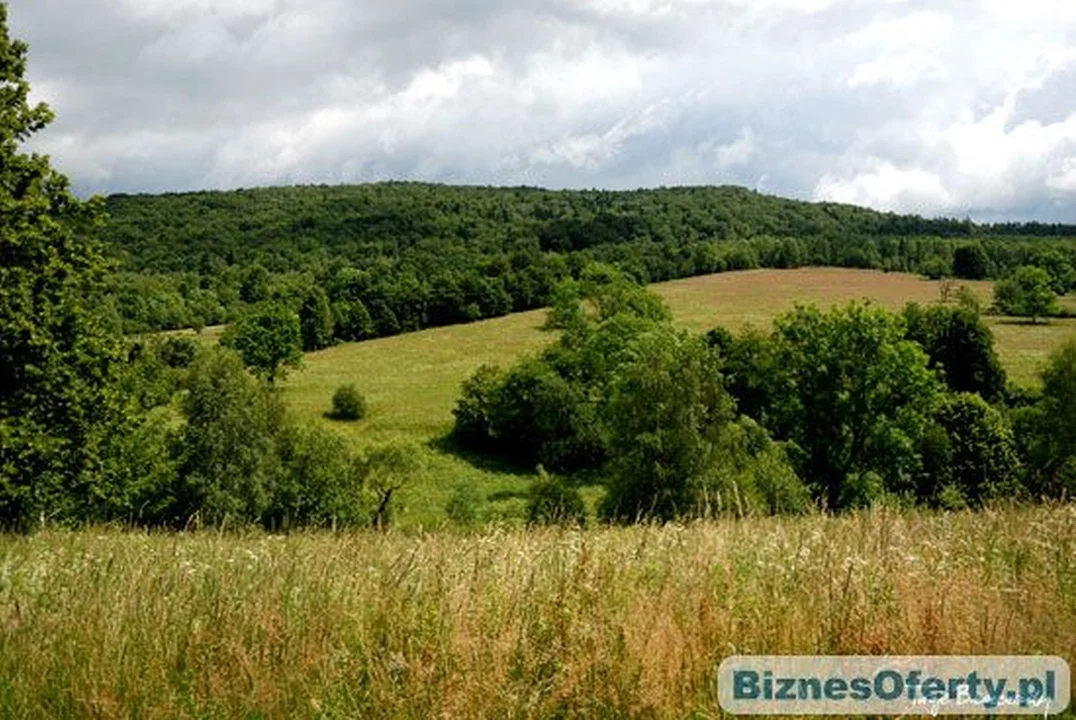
(101, 182, 1074, 272)
(96, 182, 1076, 336)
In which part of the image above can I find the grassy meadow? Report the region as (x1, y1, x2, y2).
(260, 268, 1076, 526)
(0, 506, 1073, 718)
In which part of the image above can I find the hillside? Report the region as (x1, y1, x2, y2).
(226, 268, 1074, 527)
(97, 183, 1076, 336)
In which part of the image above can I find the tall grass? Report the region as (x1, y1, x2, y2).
(1, 506, 1073, 718)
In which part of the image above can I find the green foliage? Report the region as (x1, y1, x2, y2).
(172, 349, 285, 528)
(156, 336, 200, 368)
(445, 483, 483, 526)
(270, 422, 370, 530)
(902, 302, 1006, 401)
(332, 298, 375, 341)
(705, 418, 813, 516)
(1020, 338, 1076, 498)
(362, 442, 424, 528)
(0, 8, 127, 529)
(454, 268, 672, 473)
(918, 255, 951, 280)
(527, 469, 586, 526)
(299, 285, 335, 351)
(756, 303, 945, 509)
(97, 179, 1076, 339)
(224, 302, 303, 384)
(925, 393, 1023, 506)
(994, 265, 1060, 322)
(330, 384, 367, 421)
(490, 359, 604, 472)
(601, 327, 734, 521)
(953, 243, 990, 279)
(452, 364, 503, 447)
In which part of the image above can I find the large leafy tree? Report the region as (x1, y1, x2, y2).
(761, 303, 944, 509)
(601, 327, 735, 521)
(224, 302, 303, 385)
(902, 302, 1006, 401)
(0, 5, 125, 528)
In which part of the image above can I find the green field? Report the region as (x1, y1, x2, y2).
(247, 268, 1076, 527)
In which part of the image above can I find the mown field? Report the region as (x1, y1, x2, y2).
(0, 506, 1072, 718)
(258, 268, 1075, 526)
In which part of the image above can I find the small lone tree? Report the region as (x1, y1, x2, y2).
(994, 266, 1059, 323)
(225, 303, 302, 385)
(330, 384, 366, 421)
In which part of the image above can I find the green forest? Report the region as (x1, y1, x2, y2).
(100, 182, 1076, 340)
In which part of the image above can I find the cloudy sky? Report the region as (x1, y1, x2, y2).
(8, 0, 1076, 220)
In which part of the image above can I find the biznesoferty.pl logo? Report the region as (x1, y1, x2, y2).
(717, 656, 1071, 715)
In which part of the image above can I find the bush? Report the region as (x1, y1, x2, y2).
(445, 484, 483, 526)
(173, 348, 286, 528)
(902, 302, 1006, 401)
(527, 470, 586, 526)
(331, 384, 367, 421)
(271, 422, 369, 530)
(918, 256, 951, 280)
(156, 336, 200, 368)
(994, 266, 1059, 323)
(452, 364, 503, 447)
(930, 393, 1023, 506)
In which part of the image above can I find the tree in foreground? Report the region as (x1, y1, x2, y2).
(0, 5, 127, 529)
(994, 266, 1059, 323)
(601, 327, 735, 521)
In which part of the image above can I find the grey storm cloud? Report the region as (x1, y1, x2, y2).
(8, 0, 1076, 221)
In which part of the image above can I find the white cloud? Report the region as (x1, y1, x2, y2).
(714, 128, 756, 169)
(816, 163, 951, 211)
(7, 0, 1076, 220)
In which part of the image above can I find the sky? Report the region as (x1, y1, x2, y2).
(8, 0, 1076, 221)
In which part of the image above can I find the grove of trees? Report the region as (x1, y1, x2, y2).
(453, 269, 1076, 520)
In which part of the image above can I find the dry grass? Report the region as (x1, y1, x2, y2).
(0, 505, 1072, 719)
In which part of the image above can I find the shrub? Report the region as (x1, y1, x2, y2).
(331, 384, 367, 421)
(271, 422, 369, 530)
(452, 364, 503, 447)
(918, 256, 951, 280)
(445, 484, 483, 526)
(527, 470, 586, 526)
(156, 336, 200, 368)
(902, 302, 1006, 401)
(928, 393, 1023, 506)
(174, 348, 286, 528)
(994, 266, 1059, 323)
